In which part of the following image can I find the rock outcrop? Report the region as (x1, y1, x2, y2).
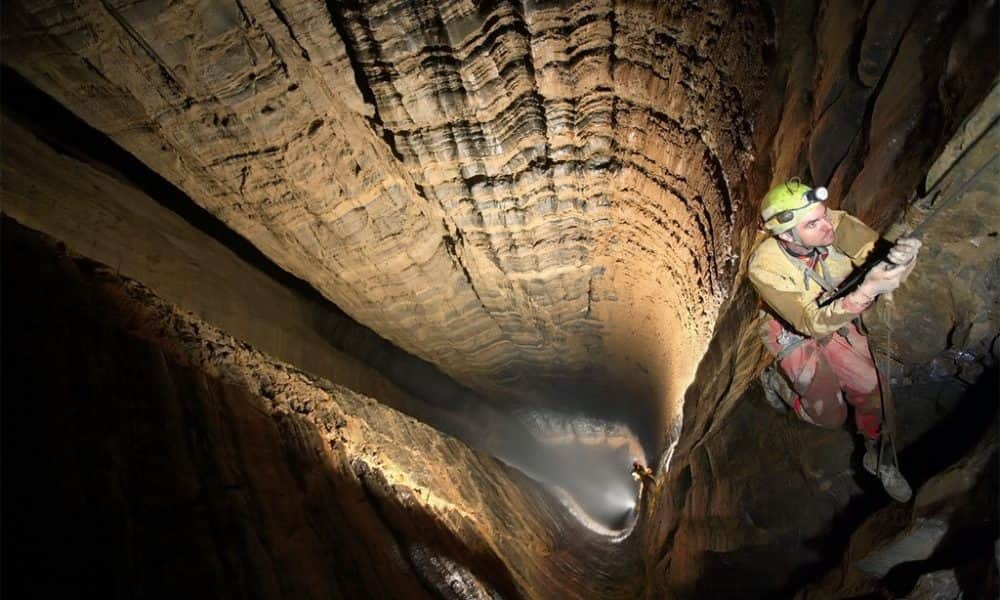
(797, 423, 997, 599)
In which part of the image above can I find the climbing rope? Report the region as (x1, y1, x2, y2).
(867, 148, 998, 481)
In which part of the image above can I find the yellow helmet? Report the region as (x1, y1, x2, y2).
(760, 180, 828, 234)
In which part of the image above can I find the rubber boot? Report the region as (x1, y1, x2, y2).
(863, 436, 913, 503)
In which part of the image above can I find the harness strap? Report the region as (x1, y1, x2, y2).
(775, 334, 808, 362)
(777, 242, 836, 294)
(765, 245, 848, 363)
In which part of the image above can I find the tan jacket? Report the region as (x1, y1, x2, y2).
(748, 210, 879, 338)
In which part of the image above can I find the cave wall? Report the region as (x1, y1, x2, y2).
(2, 219, 641, 599)
(0, 109, 419, 412)
(644, 0, 999, 596)
(1, 0, 997, 596)
(0, 87, 650, 524)
(798, 422, 997, 598)
(754, 0, 996, 224)
(0, 0, 771, 442)
(0, 83, 564, 462)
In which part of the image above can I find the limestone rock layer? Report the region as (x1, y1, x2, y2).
(2, 219, 641, 599)
(1, 0, 768, 434)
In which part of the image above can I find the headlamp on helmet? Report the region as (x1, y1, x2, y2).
(760, 180, 828, 234)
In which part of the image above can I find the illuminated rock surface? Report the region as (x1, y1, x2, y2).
(2, 0, 767, 436)
(2, 223, 641, 598)
(1, 0, 997, 597)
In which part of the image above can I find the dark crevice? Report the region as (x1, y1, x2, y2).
(267, 0, 311, 61)
(345, 461, 441, 598)
(95, 0, 186, 96)
(586, 276, 594, 317)
(461, 14, 532, 55)
(323, 0, 405, 163)
(442, 233, 481, 300)
(233, 0, 254, 27)
(653, 464, 692, 569)
(1, 65, 310, 299)
(349, 459, 523, 599)
(778, 367, 999, 597)
(882, 455, 997, 597)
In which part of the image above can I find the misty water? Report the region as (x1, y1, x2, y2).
(480, 408, 648, 532)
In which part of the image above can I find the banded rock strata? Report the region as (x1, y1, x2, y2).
(2, 220, 642, 599)
(2, 0, 768, 444)
(2, 0, 997, 597)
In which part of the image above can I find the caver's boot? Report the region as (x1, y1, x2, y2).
(760, 365, 795, 414)
(863, 437, 913, 503)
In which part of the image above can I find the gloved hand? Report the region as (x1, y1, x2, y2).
(859, 261, 910, 296)
(887, 237, 921, 267)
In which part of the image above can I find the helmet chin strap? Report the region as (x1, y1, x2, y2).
(780, 227, 807, 247)
(778, 227, 822, 258)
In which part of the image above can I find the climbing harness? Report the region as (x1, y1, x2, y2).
(776, 242, 836, 297)
(774, 326, 806, 362)
(772, 241, 855, 349)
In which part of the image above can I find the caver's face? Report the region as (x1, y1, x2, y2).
(783, 202, 835, 248)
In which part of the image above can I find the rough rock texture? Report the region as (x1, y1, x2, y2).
(0, 106, 419, 412)
(756, 0, 998, 231)
(0, 80, 508, 464)
(1, 0, 769, 443)
(0, 78, 646, 530)
(644, 1, 998, 597)
(797, 424, 997, 598)
(1, 0, 997, 597)
(864, 81, 1000, 424)
(2, 219, 641, 599)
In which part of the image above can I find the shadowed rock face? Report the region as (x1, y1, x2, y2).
(2, 220, 643, 599)
(641, 1, 998, 596)
(1, 0, 998, 598)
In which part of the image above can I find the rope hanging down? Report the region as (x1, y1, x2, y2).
(859, 141, 997, 488)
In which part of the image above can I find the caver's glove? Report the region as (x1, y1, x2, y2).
(887, 237, 921, 281)
(859, 261, 910, 297)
